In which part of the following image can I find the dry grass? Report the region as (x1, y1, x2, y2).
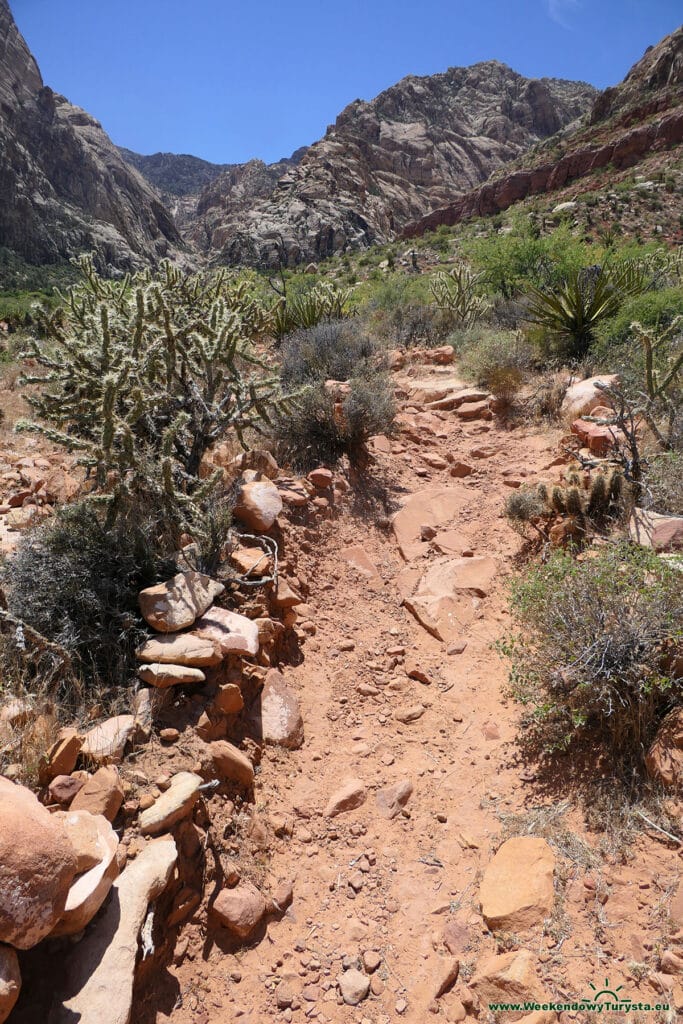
(495, 800, 599, 869)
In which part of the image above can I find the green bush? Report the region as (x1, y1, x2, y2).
(593, 285, 683, 379)
(273, 374, 395, 472)
(501, 544, 682, 776)
(457, 329, 534, 401)
(1, 501, 174, 694)
(359, 273, 448, 347)
(281, 319, 382, 386)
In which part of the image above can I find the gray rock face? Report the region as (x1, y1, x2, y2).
(187, 62, 595, 266)
(0, 0, 180, 275)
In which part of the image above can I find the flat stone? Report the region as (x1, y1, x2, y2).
(52, 837, 177, 1024)
(480, 837, 555, 931)
(139, 571, 224, 633)
(0, 777, 78, 949)
(51, 812, 119, 936)
(376, 779, 413, 819)
(70, 766, 124, 822)
(259, 669, 304, 749)
(81, 715, 135, 765)
(139, 772, 202, 836)
(325, 778, 366, 818)
(403, 556, 497, 641)
(136, 633, 222, 667)
(392, 487, 469, 561)
(340, 545, 380, 578)
(192, 607, 260, 657)
(630, 509, 683, 552)
(0, 945, 20, 1024)
(38, 727, 83, 783)
(137, 662, 206, 687)
(208, 741, 255, 786)
(212, 882, 266, 939)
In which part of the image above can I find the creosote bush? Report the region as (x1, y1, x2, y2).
(281, 319, 383, 386)
(500, 543, 682, 778)
(1, 500, 174, 694)
(457, 329, 534, 404)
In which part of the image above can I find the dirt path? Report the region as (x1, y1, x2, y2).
(154, 366, 681, 1023)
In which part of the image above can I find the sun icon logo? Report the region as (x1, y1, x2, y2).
(583, 978, 628, 1003)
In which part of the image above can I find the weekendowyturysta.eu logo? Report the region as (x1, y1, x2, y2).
(488, 977, 671, 1015)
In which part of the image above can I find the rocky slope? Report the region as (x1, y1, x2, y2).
(183, 65, 595, 267)
(0, 0, 181, 276)
(403, 26, 683, 237)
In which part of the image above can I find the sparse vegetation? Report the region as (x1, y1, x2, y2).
(501, 543, 682, 781)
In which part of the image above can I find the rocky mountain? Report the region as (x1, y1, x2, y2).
(403, 26, 683, 238)
(186, 65, 595, 267)
(119, 147, 306, 242)
(0, 0, 181, 278)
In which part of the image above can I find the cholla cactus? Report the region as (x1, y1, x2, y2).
(430, 264, 490, 328)
(17, 256, 291, 544)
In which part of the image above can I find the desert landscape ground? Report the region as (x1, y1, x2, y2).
(0, 4, 682, 1024)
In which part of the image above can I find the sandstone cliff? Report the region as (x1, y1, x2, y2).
(183, 64, 596, 267)
(402, 27, 683, 238)
(0, 0, 181, 276)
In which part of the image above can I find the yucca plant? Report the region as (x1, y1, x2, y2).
(272, 282, 353, 340)
(527, 263, 650, 360)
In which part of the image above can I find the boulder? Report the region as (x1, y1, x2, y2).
(337, 968, 370, 1005)
(52, 837, 177, 1024)
(81, 715, 135, 765)
(561, 375, 619, 419)
(138, 571, 224, 632)
(233, 479, 283, 531)
(192, 606, 259, 657)
(325, 778, 367, 818)
(207, 741, 255, 787)
(630, 509, 683, 552)
(136, 633, 222, 667)
(259, 670, 304, 749)
(470, 950, 543, 1020)
(646, 709, 683, 789)
(48, 774, 84, 806)
(480, 837, 556, 931)
(70, 766, 124, 822)
(137, 663, 206, 687)
(51, 812, 119, 936)
(139, 771, 203, 836)
(0, 777, 78, 949)
(0, 945, 20, 1024)
(38, 727, 83, 783)
(213, 683, 244, 715)
(212, 881, 266, 939)
(376, 779, 413, 819)
(309, 467, 333, 489)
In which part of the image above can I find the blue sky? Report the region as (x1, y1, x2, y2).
(10, 0, 682, 165)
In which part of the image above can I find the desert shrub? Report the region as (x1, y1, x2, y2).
(273, 374, 395, 472)
(17, 256, 288, 544)
(501, 543, 682, 775)
(642, 451, 683, 514)
(523, 372, 569, 422)
(458, 330, 534, 403)
(1, 500, 174, 694)
(361, 273, 449, 346)
(280, 319, 382, 386)
(504, 465, 628, 542)
(593, 285, 683, 382)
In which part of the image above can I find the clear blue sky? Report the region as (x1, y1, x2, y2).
(10, 0, 682, 165)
